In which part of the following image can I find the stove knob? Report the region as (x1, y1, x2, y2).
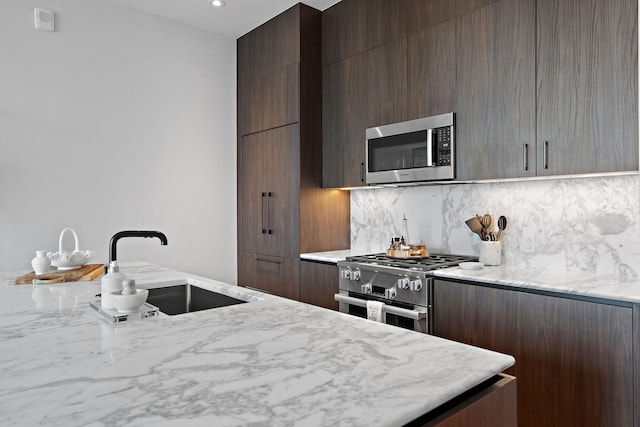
(410, 279, 423, 292)
(340, 269, 351, 279)
(361, 284, 372, 294)
(397, 277, 410, 289)
(384, 288, 397, 300)
(350, 269, 361, 281)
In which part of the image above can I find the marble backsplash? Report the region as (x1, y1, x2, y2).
(351, 174, 640, 278)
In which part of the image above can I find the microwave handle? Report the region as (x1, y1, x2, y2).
(426, 128, 434, 167)
(333, 294, 427, 321)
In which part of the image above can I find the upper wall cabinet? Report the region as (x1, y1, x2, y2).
(237, 8, 300, 87)
(408, 19, 456, 120)
(322, 53, 368, 188)
(367, 37, 409, 127)
(322, 0, 368, 65)
(321, 0, 638, 186)
(455, 0, 537, 180)
(238, 63, 300, 136)
(406, 0, 498, 30)
(237, 5, 319, 136)
(536, 0, 638, 175)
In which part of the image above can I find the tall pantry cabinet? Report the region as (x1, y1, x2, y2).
(237, 4, 350, 300)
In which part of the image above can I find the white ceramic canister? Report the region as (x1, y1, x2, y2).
(101, 261, 126, 309)
(31, 250, 53, 275)
(479, 240, 502, 266)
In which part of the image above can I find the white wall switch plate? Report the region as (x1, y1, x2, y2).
(34, 8, 55, 32)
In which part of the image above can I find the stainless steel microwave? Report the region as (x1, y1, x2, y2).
(365, 113, 455, 185)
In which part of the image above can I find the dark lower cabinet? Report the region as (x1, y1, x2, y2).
(433, 279, 634, 427)
(239, 252, 300, 301)
(299, 261, 339, 310)
(517, 292, 633, 427)
(433, 280, 518, 377)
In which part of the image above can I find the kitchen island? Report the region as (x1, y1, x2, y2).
(0, 262, 514, 426)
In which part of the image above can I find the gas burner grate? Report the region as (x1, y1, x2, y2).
(345, 253, 476, 271)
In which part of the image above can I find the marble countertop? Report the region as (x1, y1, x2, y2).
(303, 249, 640, 304)
(434, 264, 640, 304)
(0, 262, 514, 427)
(300, 249, 371, 264)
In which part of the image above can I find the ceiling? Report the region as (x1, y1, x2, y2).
(107, 0, 341, 39)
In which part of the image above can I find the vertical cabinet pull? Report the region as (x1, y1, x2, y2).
(360, 162, 365, 183)
(260, 192, 274, 235)
(543, 141, 549, 170)
(261, 192, 266, 234)
(267, 192, 273, 235)
(523, 143, 529, 171)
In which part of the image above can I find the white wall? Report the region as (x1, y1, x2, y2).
(0, 0, 238, 284)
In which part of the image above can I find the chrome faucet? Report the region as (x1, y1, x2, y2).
(108, 230, 168, 263)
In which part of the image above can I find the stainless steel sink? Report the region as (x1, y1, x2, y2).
(147, 283, 247, 315)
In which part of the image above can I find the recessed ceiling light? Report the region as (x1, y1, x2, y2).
(209, 0, 225, 7)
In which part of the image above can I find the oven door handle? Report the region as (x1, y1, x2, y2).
(333, 294, 427, 321)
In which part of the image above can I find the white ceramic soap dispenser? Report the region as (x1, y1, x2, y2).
(101, 261, 126, 309)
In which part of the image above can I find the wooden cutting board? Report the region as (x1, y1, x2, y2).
(15, 264, 105, 285)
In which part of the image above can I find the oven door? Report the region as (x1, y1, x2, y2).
(334, 292, 430, 334)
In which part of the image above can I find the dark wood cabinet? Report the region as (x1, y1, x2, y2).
(322, 0, 638, 185)
(433, 280, 518, 377)
(239, 253, 300, 300)
(366, 0, 411, 50)
(239, 125, 299, 259)
(408, 19, 456, 120)
(238, 63, 300, 137)
(434, 279, 635, 427)
(367, 37, 408, 127)
(454, 0, 536, 180)
(517, 292, 633, 427)
(237, 4, 350, 299)
(322, 0, 367, 66)
(322, 53, 367, 188)
(237, 5, 301, 88)
(299, 261, 339, 310)
(536, 0, 638, 175)
(407, 0, 498, 31)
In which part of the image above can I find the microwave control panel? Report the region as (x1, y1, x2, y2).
(435, 126, 452, 166)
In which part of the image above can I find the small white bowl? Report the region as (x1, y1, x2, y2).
(459, 261, 485, 270)
(110, 289, 149, 313)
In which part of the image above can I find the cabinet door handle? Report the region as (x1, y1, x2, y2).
(255, 257, 282, 265)
(360, 162, 365, 183)
(267, 192, 273, 235)
(523, 143, 529, 171)
(543, 141, 549, 170)
(261, 192, 266, 234)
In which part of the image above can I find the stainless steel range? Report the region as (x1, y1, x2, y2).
(335, 253, 476, 334)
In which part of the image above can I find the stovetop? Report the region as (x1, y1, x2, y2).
(345, 253, 476, 271)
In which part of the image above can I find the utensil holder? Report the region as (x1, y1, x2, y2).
(479, 241, 502, 266)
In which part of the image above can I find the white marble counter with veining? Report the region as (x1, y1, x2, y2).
(0, 262, 514, 427)
(300, 249, 371, 264)
(434, 264, 640, 304)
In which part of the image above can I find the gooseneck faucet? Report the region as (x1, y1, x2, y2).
(109, 230, 168, 263)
